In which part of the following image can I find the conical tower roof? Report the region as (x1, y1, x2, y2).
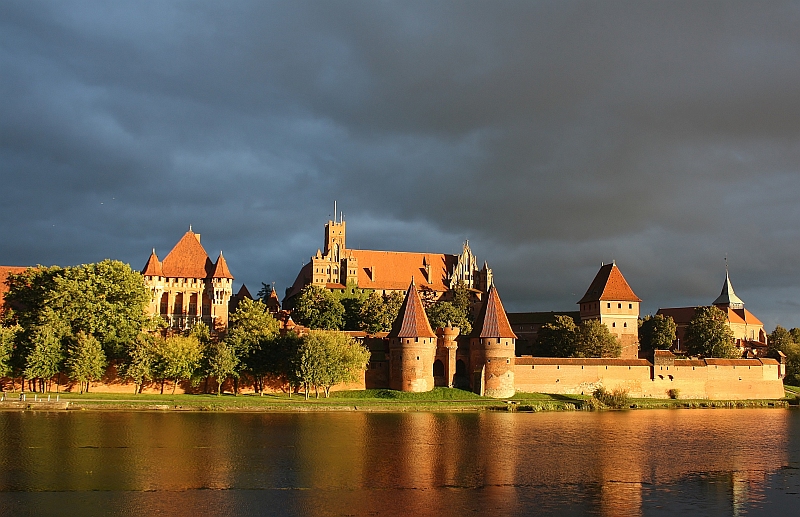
(142, 249, 162, 276)
(212, 251, 234, 279)
(471, 284, 517, 339)
(713, 270, 744, 309)
(387, 280, 436, 339)
(577, 263, 642, 304)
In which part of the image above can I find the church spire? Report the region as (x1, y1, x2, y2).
(712, 268, 744, 309)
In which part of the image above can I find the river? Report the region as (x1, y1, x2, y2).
(0, 409, 797, 516)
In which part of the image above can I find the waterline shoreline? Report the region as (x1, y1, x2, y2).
(0, 388, 792, 413)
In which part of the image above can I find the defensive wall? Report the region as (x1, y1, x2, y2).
(513, 355, 785, 400)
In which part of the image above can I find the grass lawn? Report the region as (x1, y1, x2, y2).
(0, 387, 790, 412)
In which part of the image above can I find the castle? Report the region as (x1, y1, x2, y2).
(141, 229, 234, 331)
(366, 263, 784, 400)
(284, 213, 492, 308)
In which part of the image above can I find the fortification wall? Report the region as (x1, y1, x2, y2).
(514, 357, 785, 400)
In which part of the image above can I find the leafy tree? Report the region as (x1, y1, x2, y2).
(638, 314, 677, 353)
(226, 298, 280, 393)
(154, 336, 203, 394)
(5, 261, 150, 360)
(23, 313, 66, 392)
(292, 285, 345, 330)
(790, 327, 800, 345)
(427, 301, 471, 335)
(120, 333, 159, 394)
(293, 330, 370, 398)
(0, 325, 20, 378)
(768, 326, 793, 357)
(782, 342, 800, 386)
(537, 315, 578, 357)
(574, 319, 621, 358)
(684, 306, 739, 358)
(206, 341, 239, 396)
(358, 291, 404, 334)
(65, 332, 107, 394)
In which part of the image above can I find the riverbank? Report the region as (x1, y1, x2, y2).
(0, 387, 794, 412)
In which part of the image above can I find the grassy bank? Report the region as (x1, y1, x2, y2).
(0, 387, 791, 412)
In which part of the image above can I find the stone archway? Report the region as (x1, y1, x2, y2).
(433, 359, 445, 386)
(454, 359, 469, 389)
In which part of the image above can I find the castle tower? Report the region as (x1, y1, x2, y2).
(387, 280, 437, 392)
(435, 324, 460, 387)
(577, 262, 641, 359)
(712, 269, 745, 309)
(142, 229, 234, 333)
(470, 284, 517, 398)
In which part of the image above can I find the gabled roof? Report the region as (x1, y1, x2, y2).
(472, 284, 517, 339)
(235, 284, 252, 299)
(141, 250, 162, 276)
(387, 280, 436, 339)
(211, 252, 233, 279)
(0, 266, 28, 315)
(724, 307, 763, 326)
(713, 270, 745, 308)
(161, 231, 214, 279)
(577, 263, 642, 304)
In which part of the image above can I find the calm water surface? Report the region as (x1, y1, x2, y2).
(0, 409, 798, 516)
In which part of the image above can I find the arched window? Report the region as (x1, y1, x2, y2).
(433, 360, 445, 377)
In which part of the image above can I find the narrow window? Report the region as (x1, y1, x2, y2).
(618, 303, 622, 309)
(629, 304, 632, 309)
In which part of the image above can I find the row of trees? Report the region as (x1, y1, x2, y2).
(535, 316, 622, 358)
(290, 283, 476, 335)
(639, 306, 740, 359)
(0, 263, 369, 396)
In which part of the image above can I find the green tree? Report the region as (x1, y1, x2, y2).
(790, 327, 800, 345)
(292, 285, 345, 330)
(154, 335, 203, 394)
(3, 266, 62, 329)
(206, 341, 239, 396)
(684, 306, 739, 358)
(638, 314, 677, 353)
(427, 301, 471, 335)
(226, 298, 280, 393)
(0, 325, 20, 378)
(358, 291, 404, 334)
(65, 332, 107, 394)
(536, 315, 578, 357)
(768, 326, 793, 357)
(293, 330, 370, 398)
(23, 314, 66, 392)
(120, 333, 159, 394)
(574, 320, 621, 358)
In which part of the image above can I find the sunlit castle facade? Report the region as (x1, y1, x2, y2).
(285, 210, 493, 306)
(142, 229, 233, 332)
(577, 262, 642, 359)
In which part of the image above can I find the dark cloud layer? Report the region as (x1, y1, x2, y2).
(2, 1, 800, 329)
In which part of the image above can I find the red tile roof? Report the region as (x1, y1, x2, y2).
(160, 231, 214, 279)
(577, 263, 642, 304)
(472, 285, 517, 339)
(211, 252, 233, 279)
(236, 284, 252, 299)
(656, 307, 698, 325)
(703, 358, 755, 366)
(0, 266, 28, 315)
(515, 357, 652, 367)
(141, 250, 162, 276)
(724, 307, 763, 326)
(657, 306, 763, 327)
(350, 250, 456, 292)
(387, 281, 436, 339)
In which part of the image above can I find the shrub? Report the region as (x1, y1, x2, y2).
(592, 386, 631, 409)
(667, 388, 680, 400)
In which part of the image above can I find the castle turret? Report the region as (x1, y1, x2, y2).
(435, 323, 460, 387)
(577, 262, 641, 359)
(387, 280, 437, 392)
(470, 284, 517, 398)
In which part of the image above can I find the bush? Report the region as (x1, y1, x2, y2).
(592, 386, 631, 409)
(667, 388, 680, 400)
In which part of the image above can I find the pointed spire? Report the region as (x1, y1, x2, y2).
(387, 281, 436, 339)
(212, 251, 234, 279)
(142, 249, 162, 276)
(472, 284, 517, 339)
(713, 269, 744, 309)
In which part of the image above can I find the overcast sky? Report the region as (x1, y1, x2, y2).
(3, 1, 800, 329)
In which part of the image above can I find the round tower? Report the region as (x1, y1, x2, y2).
(470, 284, 516, 398)
(435, 324, 460, 387)
(387, 280, 437, 392)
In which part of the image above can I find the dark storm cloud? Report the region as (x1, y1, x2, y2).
(2, 0, 800, 329)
